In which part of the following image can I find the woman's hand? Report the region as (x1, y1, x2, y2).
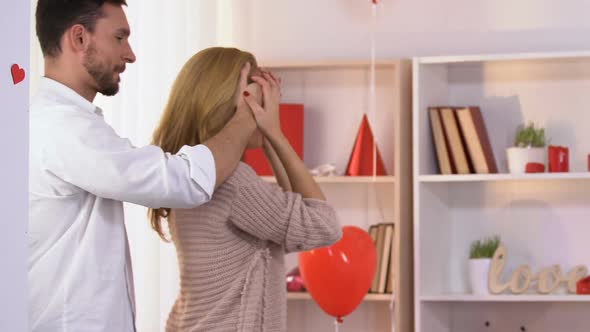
(245, 70, 325, 200)
(244, 71, 282, 141)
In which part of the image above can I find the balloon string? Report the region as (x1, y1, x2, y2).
(370, 1, 386, 223)
(334, 317, 343, 332)
(370, 2, 377, 177)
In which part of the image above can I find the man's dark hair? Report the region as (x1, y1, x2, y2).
(36, 0, 127, 57)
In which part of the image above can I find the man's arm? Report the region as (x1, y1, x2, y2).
(202, 106, 255, 189)
(42, 64, 257, 208)
(42, 113, 216, 209)
(41, 63, 257, 208)
(203, 62, 257, 189)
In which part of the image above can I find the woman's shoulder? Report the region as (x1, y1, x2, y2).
(224, 162, 262, 187)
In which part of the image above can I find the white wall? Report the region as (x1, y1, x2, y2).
(0, 0, 29, 331)
(232, 0, 590, 61)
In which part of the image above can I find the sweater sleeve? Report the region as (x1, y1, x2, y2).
(229, 164, 342, 253)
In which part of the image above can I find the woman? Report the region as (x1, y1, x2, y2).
(149, 47, 342, 332)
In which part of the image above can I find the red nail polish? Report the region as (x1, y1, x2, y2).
(243, 91, 250, 97)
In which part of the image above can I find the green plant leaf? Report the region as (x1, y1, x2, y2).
(469, 235, 501, 259)
(514, 122, 546, 148)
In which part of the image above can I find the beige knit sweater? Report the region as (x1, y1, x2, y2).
(166, 162, 342, 332)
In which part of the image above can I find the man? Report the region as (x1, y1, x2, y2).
(29, 1, 258, 331)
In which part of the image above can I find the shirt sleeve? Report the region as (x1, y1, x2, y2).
(229, 165, 342, 253)
(41, 112, 216, 208)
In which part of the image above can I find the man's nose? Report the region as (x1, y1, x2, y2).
(125, 44, 136, 64)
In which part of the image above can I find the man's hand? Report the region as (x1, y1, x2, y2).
(202, 62, 257, 189)
(234, 62, 256, 126)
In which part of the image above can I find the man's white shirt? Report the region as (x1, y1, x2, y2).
(29, 77, 216, 332)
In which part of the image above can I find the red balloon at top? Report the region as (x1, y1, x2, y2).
(372, 0, 378, 4)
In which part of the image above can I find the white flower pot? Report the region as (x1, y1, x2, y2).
(506, 147, 546, 174)
(469, 258, 492, 295)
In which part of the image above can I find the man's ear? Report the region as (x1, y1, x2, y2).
(66, 24, 91, 54)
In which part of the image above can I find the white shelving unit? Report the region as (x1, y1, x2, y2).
(413, 51, 590, 332)
(287, 292, 394, 302)
(419, 172, 590, 183)
(261, 59, 413, 332)
(421, 295, 590, 302)
(262, 176, 396, 184)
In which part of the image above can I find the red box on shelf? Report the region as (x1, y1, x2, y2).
(242, 104, 304, 176)
(548, 145, 569, 172)
(577, 276, 590, 294)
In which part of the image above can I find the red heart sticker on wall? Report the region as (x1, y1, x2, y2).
(11, 64, 26, 85)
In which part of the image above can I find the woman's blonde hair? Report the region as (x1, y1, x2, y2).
(148, 47, 259, 241)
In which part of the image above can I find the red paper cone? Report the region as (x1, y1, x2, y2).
(345, 114, 387, 176)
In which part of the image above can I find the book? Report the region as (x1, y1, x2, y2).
(429, 107, 454, 175)
(386, 224, 395, 294)
(369, 225, 378, 244)
(243, 104, 304, 175)
(439, 107, 472, 174)
(371, 224, 387, 293)
(378, 223, 394, 293)
(368, 225, 378, 293)
(456, 106, 498, 174)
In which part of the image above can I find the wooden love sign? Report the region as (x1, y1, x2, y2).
(489, 245, 588, 294)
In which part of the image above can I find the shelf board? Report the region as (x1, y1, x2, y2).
(262, 176, 395, 184)
(416, 50, 590, 64)
(288, 292, 394, 302)
(418, 172, 590, 183)
(260, 59, 400, 69)
(421, 294, 590, 302)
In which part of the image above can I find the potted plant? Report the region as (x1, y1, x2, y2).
(469, 236, 500, 295)
(506, 123, 547, 173)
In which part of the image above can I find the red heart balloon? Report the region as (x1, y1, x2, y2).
(299, 226, 377, 320)
(11, 64, 26, 85)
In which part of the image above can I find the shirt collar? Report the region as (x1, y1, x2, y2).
(38, 77, 104, 117)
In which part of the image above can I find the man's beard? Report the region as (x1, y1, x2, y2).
(83, 44, 121, 96)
